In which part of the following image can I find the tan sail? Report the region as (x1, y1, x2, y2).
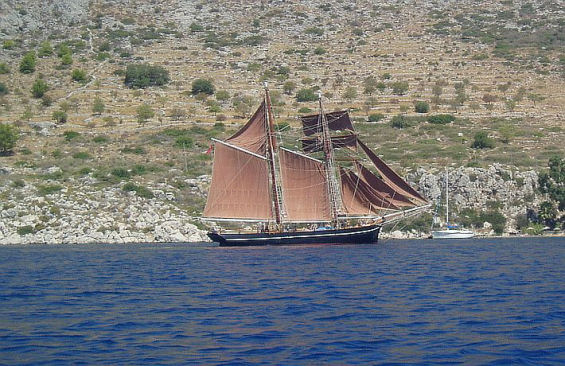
(203, 142, 273, 220)
(226, 101, 268, 156)
(357, 139, 428, 204)
(279, 148, 332, 221)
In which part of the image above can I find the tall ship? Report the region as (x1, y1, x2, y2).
(203, 85, 429, 246)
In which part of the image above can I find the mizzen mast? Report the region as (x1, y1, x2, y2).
(318, 93, 343, 225)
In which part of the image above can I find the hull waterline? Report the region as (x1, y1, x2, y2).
(208, 224, 381, 246)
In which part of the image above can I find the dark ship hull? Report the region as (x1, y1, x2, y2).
(208, 224, 380, 247)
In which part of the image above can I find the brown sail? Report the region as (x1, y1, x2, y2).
(203, 142, 273, 220)
(279, 148, 332, 221)
(354, 162, 416, 208)
(357, 139, 428, 204)
(226, 101, 267, 156)
(340, 168, 378, 215)
(301, 110, 355, 136)
(340, 168, 399, 215)
(301, 133, 358, 153)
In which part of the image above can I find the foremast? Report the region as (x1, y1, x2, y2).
(264, 84, 283, 226)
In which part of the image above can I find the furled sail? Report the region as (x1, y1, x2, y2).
(354, 162, 417, 208)
(301, 110, 355, 136)
(279, 148, 332, 221)
(226, 101, 267, 156)
(340, 168, 399, 215)
(203, 142, 274, 220)
(357, 139, 428, 204)
(340, 168, 379, 215)
(301, 133, 358, 153)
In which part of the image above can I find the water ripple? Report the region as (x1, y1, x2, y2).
(0, 237, 563, 364)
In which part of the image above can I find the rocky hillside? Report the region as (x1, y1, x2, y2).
(0, 0, 563, 243)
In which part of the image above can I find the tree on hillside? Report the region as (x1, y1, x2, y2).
(31, 78, 48, 98)
(391, 81, 409, 95)
(191, 79, 215, 95)
(0, 124, 19, 154)
(343, 86, 357, 101)
(296, 88, 318, 102)
(38, 41, 54, 57)
(124, 64, 170, 89)
(363, 76, 378, 95)
(471, 131, 495, 149)
(538, 156, 565, 211)
(136, 103, 154, 124)
(19, 51, 37, 74)
(92, 97, 105, 115)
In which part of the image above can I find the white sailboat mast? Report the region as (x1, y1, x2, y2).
(445, 167, 449, 226)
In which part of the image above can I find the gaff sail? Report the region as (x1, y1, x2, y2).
(203, 141, 274, 220)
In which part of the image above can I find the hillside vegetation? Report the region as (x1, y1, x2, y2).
(0, 0, 563, 239)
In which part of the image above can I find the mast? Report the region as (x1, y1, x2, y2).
(318, 93, 343, 224)
(445, 167, 449, 226)
(264, 83, 282, 225)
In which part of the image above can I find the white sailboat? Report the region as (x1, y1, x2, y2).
(432, 168, 474, 239)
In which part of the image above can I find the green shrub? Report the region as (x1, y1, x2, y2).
(63, 130, 80, 141)
(93, 135, 109, 143)
(296, 88, 318, 102)
(0, 62, 10, 74)
(414, 101, 430, 113)
(0, 82, 8, 96)
(72, 151, 90, 160)
(52, 110, 68, 124)
(427, 114, 456, 125)
(3, 40, 16, 49)
(31, 78, 48, 98)
(17, 225, 35, 236)
(191, 78, 215, 95)
(19, 51, 36, 73)
(121, 146, 146, 155)
(390, 115, 411, 129)
(61, 53, 73, 66)
(71, 69, 88, 83)
(471, 131, 495, 149)
(175, 136, 194, 148)
(368, 113, 385, 122)
(0, 124, 19, 153)
(124, 63, 170, 88)
(37, 184, 63, 196)
(298, 107, 312, 114)
(122, 182, 154, 198)
(391, 81, 409, 95)
(136, 103, 154, 124)
(112, 168, 130, 179)
(38, 41, 54, 57)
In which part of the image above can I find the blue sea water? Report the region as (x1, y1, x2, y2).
(0, 237, 564, 365)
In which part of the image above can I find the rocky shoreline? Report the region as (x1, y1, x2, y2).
(0, 164, 548, 245)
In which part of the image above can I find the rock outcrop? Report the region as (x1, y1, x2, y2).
(0, 172, 210, 245)
(0, 164, 542, 244)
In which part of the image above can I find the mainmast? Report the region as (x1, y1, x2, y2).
(264, 83, 282, 225)
(318, 93, 343, 224)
